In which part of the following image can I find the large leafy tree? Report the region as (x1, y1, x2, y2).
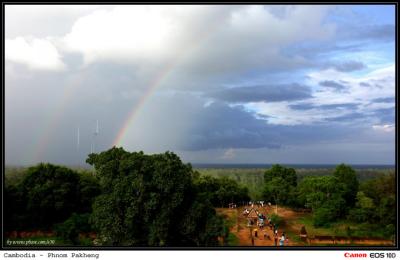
(87, 147, 224, 246)
(4, 184, 25, 231)
(359, 172, 396, 226)
(348, 172, 395, 238)
(263, 164, 297, 212)
(195, 175, 250, 207)
(298, 175, 347, 227)
(4, 163, 100, 231)
(20, 163, 98, 229)
(333, 164, 359, 208)
(348, 191, 375, 223)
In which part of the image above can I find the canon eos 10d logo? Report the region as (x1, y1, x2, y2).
(344, 252, 397, 259)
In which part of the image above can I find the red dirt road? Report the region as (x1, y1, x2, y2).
(217, 205, 394, 247)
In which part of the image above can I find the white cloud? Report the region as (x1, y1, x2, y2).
(63, 6, 175, 65)
(245, 101, 323, 125)
(60, 5, 335, 71)
(5, 37, 65, 71)
(221, 148, 236, 160)
(245, 64, 394, 126)
(5, 5, 109, 38)
(372, 124, 395, 133)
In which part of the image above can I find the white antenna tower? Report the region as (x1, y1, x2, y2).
(77, 126, 80, 151)
(92, 120, 99, 153)
(95, 120, 99, 135)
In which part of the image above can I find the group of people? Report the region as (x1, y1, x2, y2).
(242, 208, 270, 228)
(228, 203, 237, 208)
(251, 226, 288, 246)
(257, 213, 266, 227)
(247, 201, 270, 207)
(241, 203, 288, 246)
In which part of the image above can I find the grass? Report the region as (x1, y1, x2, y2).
(286, 230, 306, 245)
(292, 214, 391, 240)
(226, 233, 240, 246)
(294, 215, 353, 237)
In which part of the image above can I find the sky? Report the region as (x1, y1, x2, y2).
(5, 5, 396, 166)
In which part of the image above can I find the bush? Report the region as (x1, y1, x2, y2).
(313, 207, 334, 227)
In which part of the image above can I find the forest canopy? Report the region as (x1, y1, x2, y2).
(3, 148, 396, 246)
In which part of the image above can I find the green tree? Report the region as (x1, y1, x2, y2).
(359, 172, 395, 226)
(348, 191, 375, 223)
(195, 175, 250, 207)
(5, 163, 101, 231)
(264, 164, 297, 186)
(263, 164, 297, 213)
(87, 147, 225, 246)
(298, 175, 347, 226)
(77, 171, 101, 213)
(20, 163, 82, 228)
(55, 213, 91, 245)
(4, 184, 25, 231)
(333, 164, 358, 208)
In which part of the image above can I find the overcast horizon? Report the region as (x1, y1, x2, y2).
(5, 5, 396, 166)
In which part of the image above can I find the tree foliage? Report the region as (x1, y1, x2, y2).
(4, 163, 100, 231)
(87, 147, 225, 246)
(298, 175, 347, 226)
(263, 164, 297, 207)
(195, 175, 250, 207)
(333, 164, 359, 208)
(349, 172, 395, 229)
(55, 213, 91, 245)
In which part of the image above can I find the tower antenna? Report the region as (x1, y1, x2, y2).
(93, 120, 99, 153)
(77, 126, 80, 151)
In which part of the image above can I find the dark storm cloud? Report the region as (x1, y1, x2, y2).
(180, 103, 282, 150)
(208, 83, 312, 103)
(179, 101, 357, 151)
(319, 80, 348, 92)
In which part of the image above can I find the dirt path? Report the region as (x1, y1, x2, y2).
(218, 205, 294, 247)
(217, 205, 394, 247)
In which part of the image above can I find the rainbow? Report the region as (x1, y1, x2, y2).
(112, 20, 224, 148)
(112, 63, 176, 147)
(29, 16, 224, 161)
(27, 73, 85, 163)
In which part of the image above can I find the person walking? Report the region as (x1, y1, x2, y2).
(279, 233, 285, 246)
